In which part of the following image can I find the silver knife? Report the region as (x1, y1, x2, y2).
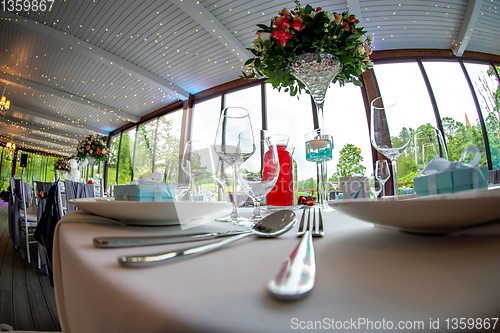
(93, 229, 251, 248)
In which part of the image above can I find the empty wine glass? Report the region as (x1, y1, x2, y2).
(181, 141, 211, 201)
(236, 130, 279, 224)
(415, 127, 448, 175)
(369, 176, 383, 200)
(214, 106, 253, 225)
(370, 96, 411, 200)
(375, 160, 390, 198)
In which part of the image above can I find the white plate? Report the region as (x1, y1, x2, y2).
(69, 198, 233, 226)
(329, 188, 500, 234)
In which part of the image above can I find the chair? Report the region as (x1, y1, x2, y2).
(17, 175, 39, 264)
(64, 179, 95, 212)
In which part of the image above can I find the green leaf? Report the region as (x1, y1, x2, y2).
(352, 78, 363, 86)
(244, 59, 254, 66)
(267, 71, 278, 81)
(276, 69, 284, 79)
(256, 24, 269, 30)
(305, 4, 313, 14)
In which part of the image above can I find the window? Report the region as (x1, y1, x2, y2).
(134, 119, 157, 180)
(324, 84, 373, 181)
(107, 135, 120, 187)
(191, 96, 222, 144)
(225, 85, 262, 131)
(155, 110, 183, 183)
(464, 63, 500, 169)
(117, 129, 135, 185)
(423, 61, 487, 166)
(265, 83, 315, 189)
(374, 62, 438, 184)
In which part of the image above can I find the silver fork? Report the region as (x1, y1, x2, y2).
(312, 208, 324, 237)
(297, 207, 308, 237)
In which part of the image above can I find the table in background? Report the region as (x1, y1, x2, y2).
(53, 208, 500, 333)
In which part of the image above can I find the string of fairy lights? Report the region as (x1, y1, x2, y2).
(1, 0, 498, 156)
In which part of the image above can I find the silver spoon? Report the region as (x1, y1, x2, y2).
(118, 210, 296, 268)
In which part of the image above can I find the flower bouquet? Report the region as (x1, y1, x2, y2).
(76, 134, 109, 165)
(54, 158, 71, 172)
(243, 0, 373, 96)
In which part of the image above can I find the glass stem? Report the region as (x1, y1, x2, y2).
(316, 161, 327, 208)
(316, 102, 325, 132)
(251, 200, 262, 220)
(392, 159, 399, 200)
(230, 167, 239, 218)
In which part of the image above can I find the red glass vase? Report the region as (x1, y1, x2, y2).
(265, 136, 293, 206)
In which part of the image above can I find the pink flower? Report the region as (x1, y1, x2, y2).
(334, 13, 343, 25)
(86, 145, 90, 150)
(278, 7, 290, 16)
(271, 29, 292, 47)
(342, 22, 350, 31)
(291, 16, 303, 31)
(96, 148, 101, 155)
(273, 15, 291, 29)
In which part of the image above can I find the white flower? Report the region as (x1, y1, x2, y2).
(357, 35, 366, 43)
(367, 35, 374, 42)
(326, 11, 334, 21)
(356, 44, 365, 55)
(260, 32, 271, 41)
(310, 11, 317, 18)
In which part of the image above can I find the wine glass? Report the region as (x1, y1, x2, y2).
(370, 96, 411, 200)
(415, 127, 448, 175)
(369, 176, 383, 200)
(236, 130, 279, 224)
(214, 106, 253, 225)
(375, 160, 390, 198)
(181, 141, 211, 201)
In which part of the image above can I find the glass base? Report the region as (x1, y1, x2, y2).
(216, 214, 252, 227)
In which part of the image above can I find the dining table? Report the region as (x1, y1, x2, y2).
(53, 204, 500, 333)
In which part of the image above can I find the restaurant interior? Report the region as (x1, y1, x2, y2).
(1, 0, 499, 332)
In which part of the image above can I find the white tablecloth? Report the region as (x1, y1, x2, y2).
(53, 209, 500, 333)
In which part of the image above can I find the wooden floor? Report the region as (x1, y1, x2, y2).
(0, 201, 61, 331)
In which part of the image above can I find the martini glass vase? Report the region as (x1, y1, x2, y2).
(291, 53, 342, 210)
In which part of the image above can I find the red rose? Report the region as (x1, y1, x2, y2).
(271, 29, 292, 47)
(342, 22, 350, 31)
(316, 7, 322, 12)
(291, 16, 303, 31)
(39, 191, 45, 199)
(86, 145, 90, 150)
(273, 15, 291, 29)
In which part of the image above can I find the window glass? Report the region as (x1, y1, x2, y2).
(423, 61, 487, 166)
(265, 83, 315, 194)
(323, 84, 373, 183)
(106, 135, 120, 188)
(117, 128, 135, 185)
(191, 96, 222, 144)
(225, 85, 262, 131)
(0, 148, 14, 190)
(134, 119, 157, 180)
(155, 110, 183, 183)
(464, 63, 500, 169)
(374, 62, 438, 185)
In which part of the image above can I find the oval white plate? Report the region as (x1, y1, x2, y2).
(69, 198, 232, 226)
(329, 188, 500, 234)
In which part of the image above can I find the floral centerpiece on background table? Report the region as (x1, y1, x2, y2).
(76, 134, 109, 165)
(243, 0, 373, 96)
(54, 158, 71, 172)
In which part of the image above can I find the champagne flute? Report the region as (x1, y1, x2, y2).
(415, 127, 448, 175)
(370, 96, 410, 200)
(214, 107, 253, 225)
(375, 160, 390, 197)
(237, 130, 279, 224)
(181, 141, 209, 201)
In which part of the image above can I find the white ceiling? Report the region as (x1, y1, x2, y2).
(1, 0, 499, 156)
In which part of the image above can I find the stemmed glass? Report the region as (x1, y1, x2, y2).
(236, 130, 280, 224)
(375, 160, 390, 198)
(370, 96, 410, 200)
(181, 141, 210, 201)
(214, 106, 253, 225)
(415, 127, 448, 175)
(369, 176, 383, 200)
(305, 129, 333, 210)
